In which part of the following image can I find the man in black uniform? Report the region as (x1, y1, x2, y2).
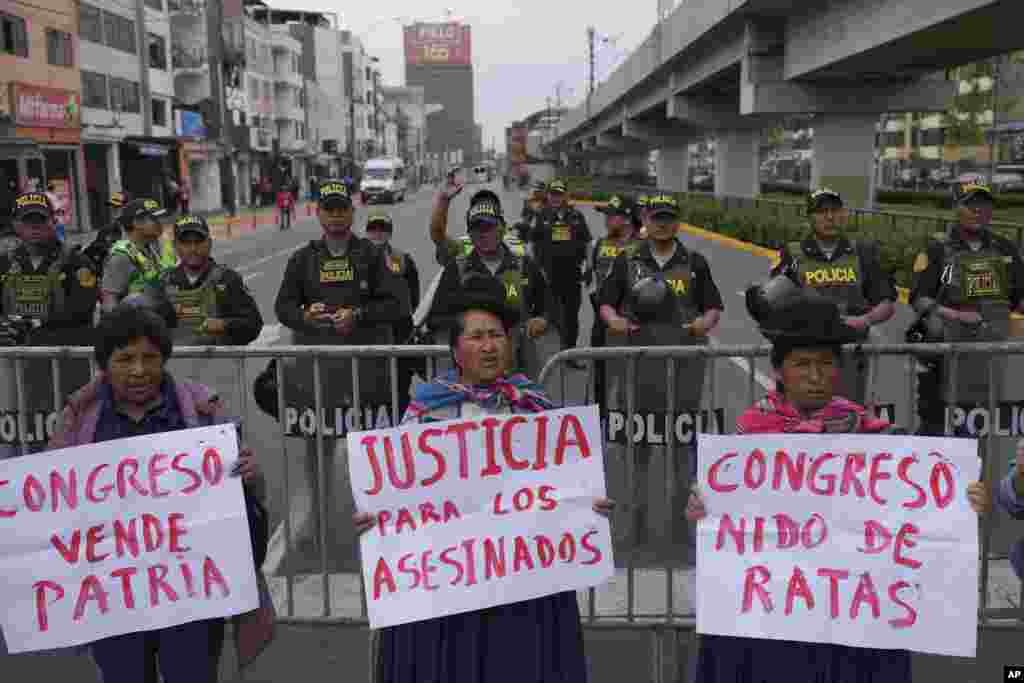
(530, 178, 591, 368)
(772, 188, 896, 405)
(83, 191, 128, 278)
(910, 182, 1024, 435)
(598, 194, 724, 546)
(429, 187, 551, 374)
(587, 194, 642, 408)
(365, 209, 421, 413)
(274, 179, 401, 549)
(0, 192, 99, 454)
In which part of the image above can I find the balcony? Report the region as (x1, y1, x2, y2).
(172, 45, 209, 76)
(167, 0, 204, 14)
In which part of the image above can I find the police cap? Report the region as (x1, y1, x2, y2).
(366, 210, 394, 231)
(318, 179, 352, 209)
(466, 190, 503, 229)
(953, 181, 994, 205)
(596, 194, 636, 217)
(108, 191, 127, 208)
(122, 198, 168, 221)
(547, 179, 567, 194)
(647, 194, 680, 218)
(13, 192, 53, 220)
(174, 214, 211, 239)
(807, 188, 844, 215)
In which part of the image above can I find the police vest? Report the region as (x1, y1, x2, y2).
(789, 240, 868, 315)
(937, 238, 1012, 308)
(161, 265, 226, 345)
(384, 247, 413, 319)
(625, 245, 698, 324)
(455, 249, 530, 321)
(593, 238, 637, 291)
(110, 240, 162, 294)
(1, 250, 69, 323)
(159, 238, 178, 271)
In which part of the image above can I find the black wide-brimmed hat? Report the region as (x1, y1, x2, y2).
(454, 272, 520, 329)
(745, 275, 862, 346)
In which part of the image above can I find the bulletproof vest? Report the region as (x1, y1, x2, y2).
(162, 265, 225, 345)
(306, 240, 373, 310)
(1, 248, 69, 322)
(384, 246, 412, 318)
(455, 248, 531, 321)
(110, 240, 161, 294)
(593, 238, 636, 290)
(625, 243, 698, 324)
(937, 237, 1012, 309)
(789, 240, 868, 315)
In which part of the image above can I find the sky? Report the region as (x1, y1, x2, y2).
(266, 0, 662, 153)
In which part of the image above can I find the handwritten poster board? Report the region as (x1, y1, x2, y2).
(348, 405, 614, 629)
(695, 433, 980, 658)
(0, 425, 260, 653)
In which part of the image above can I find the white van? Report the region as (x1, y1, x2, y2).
(472, 165, 489, 184)
(360, 157, 407, 204)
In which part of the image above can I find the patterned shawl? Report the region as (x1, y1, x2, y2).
(401, 369, 554, 424)
(737, 391, 891, 435)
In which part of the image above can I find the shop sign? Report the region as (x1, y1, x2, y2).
(11, 83, 80, 129)
(175, 110, 208, 139)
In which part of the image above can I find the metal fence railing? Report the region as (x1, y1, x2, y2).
(2, 342, 1023, 680)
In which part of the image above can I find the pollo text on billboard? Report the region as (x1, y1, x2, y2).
(404, 23, 471, 66)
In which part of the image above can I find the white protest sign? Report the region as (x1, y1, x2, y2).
(0, 425, 260, 653)
(695, 433, 980, 658)
(347, 405, 614, 629)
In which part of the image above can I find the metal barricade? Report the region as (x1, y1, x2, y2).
(3, 341, 1024, 682)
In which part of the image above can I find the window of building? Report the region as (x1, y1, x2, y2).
(81, 71, 108, 108)
(147, 33, 166, 69)
(104, 12, 136, 54)
(152, 98, 167, 126)
(109, 77, 140, 113)
(79, 4, 102, 43)
(293, 89, 301, 108)
(919, 127, 945, 147)
(46, 28, 74, 66)
(0, 12, 29, 57)
(296, 121, 304, 140)
(248, 77, 258, 103)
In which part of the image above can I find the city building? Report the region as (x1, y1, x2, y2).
(0, 0, 87, 231)
(380, 85, 426, 182)
(403, 21, 476, 167)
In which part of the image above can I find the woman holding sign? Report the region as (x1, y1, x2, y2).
(47, 304, 272, 683)
(353, 274, 614, 683)
(684, 276, 989, 683)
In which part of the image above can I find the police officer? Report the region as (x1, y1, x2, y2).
(772, 188, 896, 405)
(588, 194, 642, 407)
(598, 193, 724, 546)
(429, 185, 552, 376)
(101, 198, 171, 313)
(530, 179, 591, 368)
(0, 192, 98, 454)
(365, 209, 421, 413)
(274, 179, 401, 549)
(84, 192, 128, 279)
(513, 182, 547, 243)
(910, 181, 1024, 436)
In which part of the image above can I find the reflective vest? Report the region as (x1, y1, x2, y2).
(109, 240, 162, 294)
(592, 237, 638, 291)
(160, 238, 178, 271)
(161, 265, 225, 345)
(1, 250, 68, 322)
(384, 246, 413, 319)
(789, 240, 868, 316)
(938, 239, 1012, 307)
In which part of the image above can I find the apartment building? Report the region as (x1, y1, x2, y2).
(0, 0, 87, 231)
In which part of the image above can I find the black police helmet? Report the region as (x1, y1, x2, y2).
(745, 275, 861, 346)
(627, 276, 672, 324)
(454, 272, 520, 329)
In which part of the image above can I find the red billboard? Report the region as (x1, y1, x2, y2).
(507, 125, 528, 177)
(404, 22, 471, 66)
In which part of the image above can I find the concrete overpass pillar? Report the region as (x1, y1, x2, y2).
(714, 129, 759, 199)
(811, 114, 878, 210)
(657, 142, 689, 193)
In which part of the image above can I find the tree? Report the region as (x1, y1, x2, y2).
(941, 54, 1022, 173)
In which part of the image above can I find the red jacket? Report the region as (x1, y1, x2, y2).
(276, 191, 294, 209)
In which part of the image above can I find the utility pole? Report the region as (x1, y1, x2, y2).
(587, 26, 595, 118)
(989, 55, 1002, 185)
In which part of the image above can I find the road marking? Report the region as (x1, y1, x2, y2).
(236, 244, 303, 273)
(709, 335, 774, 391)
(242, 270, 263, 282)
(252, 323, 284, 347)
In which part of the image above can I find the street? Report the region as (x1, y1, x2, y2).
(2, 184, 1019, 681)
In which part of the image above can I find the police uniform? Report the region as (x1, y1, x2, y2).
(910, 185, 1024, 431)
(530, 180, 592, 350)
(590, 195, 642, 407)
(773, 235, 894, 404)
(430, 194, 552, 378)
(598, 195, 724, 547)
(367, 211, 421, 414)
(0, 193, 98, 454)
(101, 198, 172, 310)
